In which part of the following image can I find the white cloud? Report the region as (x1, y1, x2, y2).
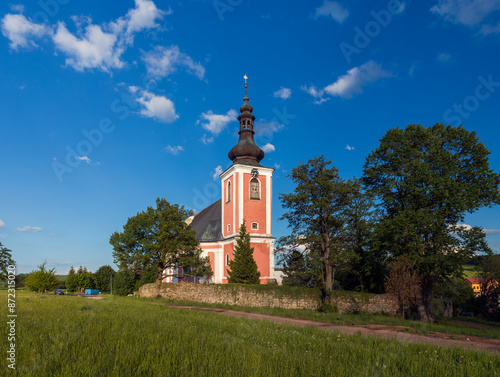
(0, 219, 4, 227)
(165, 145, 184, 155)
(262, 143, 276, 153)
(76, 156, 91, 164)
(199, 109, 237, 135)
(3, 0, 169, 71)
(437, 52, 452, 62)
(454, 223, 473, 231)
(301, 85, 324, 98)
(273, 87, 291, 99)
(314, 97, 330, 105)
(431, 0, 500, 27)
(212, 165, 223, 180)
(17, 226, 42, 232)
(142, 45, 205, 79)
(314, 1, 349, 23)
(132, 87, 179, 123)
(1, 13, 50, 50)
(324, 61, 393, 99)
(53, 22, 124, 72)
(301, 85, 330, 104)
(485, 228, 500, 235)
(345, 144, 355, 151)
(451, 224, 500, 235)
(254, 120, 284, 138)
(121, 0, 169, 38)
(274, 162, 281, 169)
(480, 21, 500, 34)
(201, 134, 214, 144)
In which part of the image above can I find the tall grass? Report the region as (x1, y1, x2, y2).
(2, 293, 499, 376)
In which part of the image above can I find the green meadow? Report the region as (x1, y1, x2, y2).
(2, 291, 499, 376)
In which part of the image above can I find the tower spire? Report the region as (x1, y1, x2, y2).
(227, 76, 265, 165)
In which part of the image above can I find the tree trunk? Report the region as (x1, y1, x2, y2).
(325, 261, 333, 291)
(418, 276, 435, 322)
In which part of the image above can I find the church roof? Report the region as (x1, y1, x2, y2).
(190, 199, 223, 242)
(227, 78, 265, 165)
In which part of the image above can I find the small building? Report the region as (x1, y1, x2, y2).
(465, 278, 499, 295)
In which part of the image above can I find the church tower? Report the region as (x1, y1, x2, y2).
(179, 77, 275, 285)
(219, 77, 275, 283)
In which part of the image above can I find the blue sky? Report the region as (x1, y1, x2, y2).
(1, 0, 500, 273)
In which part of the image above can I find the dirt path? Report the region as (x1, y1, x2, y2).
(164, 304, 500, 354)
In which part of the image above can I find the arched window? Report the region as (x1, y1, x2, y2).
(226, 181, 231, 203)
(250, 178, 260, 200)
(225, 254, 230, 266)
(251, 222, 259, 230)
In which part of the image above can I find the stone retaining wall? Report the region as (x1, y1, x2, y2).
(329, 294, 399, 314)
(137, 283, 399, 314)
(138, 283, 319, 310)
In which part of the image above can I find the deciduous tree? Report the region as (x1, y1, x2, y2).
(94, 265, 116, 293)
(363, 124, 500, 321)
(385, 255, 421, 318)
(279, 156, 366, 291)
(25, 261, 59, 293)
(0, 242, 14, 281)
(110, 198, 212, 282)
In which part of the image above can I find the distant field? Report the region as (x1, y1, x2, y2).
(463, 265, 482, 279)
(2, 292, 499, 376)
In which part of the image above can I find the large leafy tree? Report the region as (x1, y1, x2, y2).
(25, 262, 59, 293)
(363, 124, 500, 321)
(279, 156, 368, 291)
(94, 265, 116, 293)
(110, 198, 211, 282)
(227, 221, 260, 284)
(0, 242, 14, 281)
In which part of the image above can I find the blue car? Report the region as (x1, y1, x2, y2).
(54, 289, 65, 295)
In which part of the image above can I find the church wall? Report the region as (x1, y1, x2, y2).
(251, 241, 271, 278)
(207, 251, 215, 282)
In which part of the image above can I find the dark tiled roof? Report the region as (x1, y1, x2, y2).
(190, 200, 223, 242)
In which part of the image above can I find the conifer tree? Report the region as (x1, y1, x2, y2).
(227, 221, 260, 284)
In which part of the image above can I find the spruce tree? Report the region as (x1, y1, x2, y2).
(227, 221, 260, 284)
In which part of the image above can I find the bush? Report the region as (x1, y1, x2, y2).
(25, 262, 59, 293)
(113, 270, 136, 296)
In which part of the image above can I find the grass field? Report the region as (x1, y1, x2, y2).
(144, 297, 500, 340)
(2, 291, 500, 376)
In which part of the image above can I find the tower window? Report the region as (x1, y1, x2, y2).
(250, 178, 260, 200)
(251, 222, 259, 230)
(227, 224, 231, 232)
(226, 181, 231, 203)
(226, 254, 230, 266)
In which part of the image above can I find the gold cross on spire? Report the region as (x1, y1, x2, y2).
(243, 75, 248, 83)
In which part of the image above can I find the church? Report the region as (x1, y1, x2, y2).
(163, 79, 276, 284)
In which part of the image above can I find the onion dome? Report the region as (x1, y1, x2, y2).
(228, 76, 265, 165)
